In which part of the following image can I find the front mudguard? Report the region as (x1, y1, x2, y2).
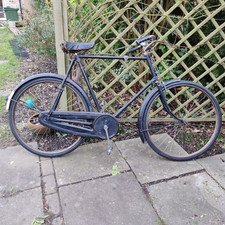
(6, 73, 93, 112)
(138, 79, 181, 143)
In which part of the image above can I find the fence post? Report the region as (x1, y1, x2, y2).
(53, 0, 68, 75)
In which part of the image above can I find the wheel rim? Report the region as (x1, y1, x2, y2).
(144, 83, 220, 160)
(10, 79, 88, 156)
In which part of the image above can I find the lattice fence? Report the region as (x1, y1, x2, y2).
(65, 0, 225, 120)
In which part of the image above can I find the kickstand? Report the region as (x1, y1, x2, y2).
(104, 125, 113, 155)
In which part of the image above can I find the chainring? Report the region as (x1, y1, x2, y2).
(93, 115, 119, 139)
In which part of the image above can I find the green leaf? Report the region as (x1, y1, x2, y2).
(111, 164, 120, 176)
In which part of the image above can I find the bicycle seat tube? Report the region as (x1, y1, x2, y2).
(49, 56, 77, 115)
(75, 54, 102, 112)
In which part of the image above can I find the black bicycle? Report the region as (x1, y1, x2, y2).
(7, 35, 222, 160)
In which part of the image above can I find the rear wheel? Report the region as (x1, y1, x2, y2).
(143, 81, 222, 161)
(9, 77, 90, 157)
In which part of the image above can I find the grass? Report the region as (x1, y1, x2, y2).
(0, 120, 15, 147)
(0, 27, 22, 147)
(0, 28, 21, 88)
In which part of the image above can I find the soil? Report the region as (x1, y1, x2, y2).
(17, 51, 57, 78)
(0, 52, 224, 159)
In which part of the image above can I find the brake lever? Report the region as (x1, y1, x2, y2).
(143, 40, 157, 52)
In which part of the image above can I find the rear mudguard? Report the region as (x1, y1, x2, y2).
(6, 73, 93, 112)
(138, 79, 181, 143)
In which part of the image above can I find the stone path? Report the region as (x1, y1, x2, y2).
(0, 138, 225, 225)
(0, 60, 9, 64)
(0, 21, 225, 225)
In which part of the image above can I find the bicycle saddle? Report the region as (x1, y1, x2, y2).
(60, 41, 95, 53)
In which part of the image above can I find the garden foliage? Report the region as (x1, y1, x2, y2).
(20, 0, 55, 57)
(68, 0, 225, 104)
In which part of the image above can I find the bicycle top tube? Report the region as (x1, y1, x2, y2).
(78, 54, 147, 61)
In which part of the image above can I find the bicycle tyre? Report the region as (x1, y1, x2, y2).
(143, 81, 222, 161)
(9, 76, 90, 157)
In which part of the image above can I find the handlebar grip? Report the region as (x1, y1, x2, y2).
(136, 35, 156, 45)
(127, 45, 141, 54)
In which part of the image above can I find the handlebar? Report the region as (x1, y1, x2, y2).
(136, 35, 156, 44)
(127, 45, 141, 54)
(127, 35, 156, 54)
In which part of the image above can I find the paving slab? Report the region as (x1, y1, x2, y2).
(147, 172, 225, 225)
(0, 89, 11, 97)
(53, 141, 129, 186)
(197, 153, 225, 189)
(0, 187, 43, 225)
(0, 60, 9, 65)
(0, 145, 40, 194)
(59, 172, 160, 225)
(9, 27, 21, 36)
(43, 174, 57, 195)
(40, 158, 54, 176)
(45, 193, 61, 215)
(116, 138, 202, 184)
(52, 217, 63, 225)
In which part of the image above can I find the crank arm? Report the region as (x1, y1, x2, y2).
(104, 125, 113, 155)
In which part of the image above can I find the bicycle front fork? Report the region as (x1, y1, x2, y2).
(157, 83, 185, 124)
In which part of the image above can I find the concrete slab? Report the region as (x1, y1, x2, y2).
(52, 217, 63, 225)
(0, 89, 11, 97)
(197, 153, 225, 189)
(0, 145, 40, 195)
(43, 175, 57, 195)
(59, 172, 160, 225)
(53, 141, 129, 186)
(147, 172, 225, 225)
(0, 60, 9, 65)
(40, 158, 54, 176)
(9, 27, 21, 36)
(0, 187, 43, 225)
(45, 193, 60, 215)
(116, 138, 202, 184)
(148, 133, 190, 156)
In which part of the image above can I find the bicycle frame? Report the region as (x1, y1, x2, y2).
(50, 52, 161, 118)
(8, 35, 222, 159)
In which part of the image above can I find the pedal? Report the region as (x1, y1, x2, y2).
(104, 125, 113, 155)
(100, 100, 105, 113)
(107, 142, 113, 155)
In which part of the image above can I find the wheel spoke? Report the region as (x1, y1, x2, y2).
(9, 78, 89, 157)
(144, 81, 221, 160)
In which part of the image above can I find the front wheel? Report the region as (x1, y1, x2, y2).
(143, 81, 222, 161)
(9, 76, 90, 157)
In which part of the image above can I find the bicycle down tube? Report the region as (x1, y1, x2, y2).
(77, 54, 148, 113)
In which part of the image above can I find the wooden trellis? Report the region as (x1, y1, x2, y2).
(53, 0, 225, 120)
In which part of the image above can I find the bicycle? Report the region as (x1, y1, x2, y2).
(7, 35, 222, 161)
